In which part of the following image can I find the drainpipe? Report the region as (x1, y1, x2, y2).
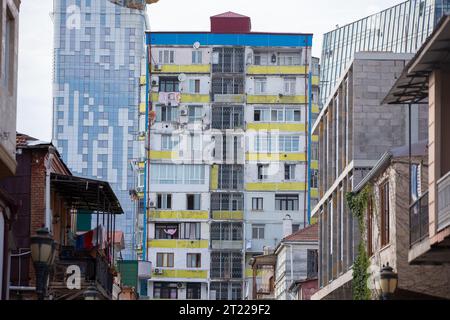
(45, 146, 56, 231)
(307, 71, 313, 226)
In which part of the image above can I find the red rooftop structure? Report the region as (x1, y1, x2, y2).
(210, 11, 251, 33)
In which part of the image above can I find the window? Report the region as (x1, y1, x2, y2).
(279, 136, 300, 152)
(156, 253, 174, 267)
(254, 53, 268, 66)
(153, 282, 178, 299)
(189, 79, 201, 93)
(155, 224, 178, 239)
(212, 106, 244, 129)
(284, 78, 296, 95)
(271, 108, 284, 121)
(275, 194, 299, 211)
(181, 223, 201, 240)
(192, 51, 202, 64)
(252, 224, 265, 240)
(380, 182, 390, 247)
(311, 170, 318, 188)
(257, 164, 269, 181)
(159, 77, 179, 92)
(3, 8, 15, 92)
(211, 193, 244, 211)
(284, 164, 296, 180)
(252, 198, 263, 211)
(186, 283, 201, 299)
(187, 194, 201, 210)
(253, 109, 270, 122)
(255, 78, 267, 94)
(156, 105, 178, 122)
(187, 254, 201, 268)
(137, 171, 145, 188)
(285, 108, 301, 122)
(156, 194, 172, 209)
(307, 249, 318, 278)
(278, 53, 301, 65)
(211, 222, 243, 241)
(188, 105, 203, 122)
(150, 164, 205, 185)
(161, 135, 178, 151)
(411, 164, 421, 203)
(158, 50, 175, 64)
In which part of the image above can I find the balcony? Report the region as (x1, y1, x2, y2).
(410, 192, 429, 247)
(211, 240, 244, 250)
(247, 65, 307, 75)
(437, 172, 450, 231)
(148, 239, 209, 249)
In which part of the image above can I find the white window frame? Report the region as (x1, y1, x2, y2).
(255, 78, 267, 94)
(192, 50, 202, 64)
(159, 50, 175, 64)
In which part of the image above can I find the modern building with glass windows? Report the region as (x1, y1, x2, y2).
(320, 0, 450, 105)
(142, 12, 318, 300)
(52, 0, 156, 259)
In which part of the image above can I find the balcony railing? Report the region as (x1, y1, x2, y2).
(438, 172, 450, 231)
(410, 191, 429, 247)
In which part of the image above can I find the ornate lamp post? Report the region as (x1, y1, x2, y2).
(379, 263, 398, 300)
(30, 228, 55, 300)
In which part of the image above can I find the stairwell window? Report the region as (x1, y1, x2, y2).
(275, 194, 299, 211)
(284, 164, 296, 180)
(188, 105, 203, 122)
(257, 164, 269, 181)
(187, 253, 202, 268)
(156, 253, 174, 268)
(252, 198, 264, 211)
(188, 79, 201, 94)
(156, 105, 178, 122)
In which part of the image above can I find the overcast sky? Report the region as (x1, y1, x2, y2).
(17, 0, 402, 141)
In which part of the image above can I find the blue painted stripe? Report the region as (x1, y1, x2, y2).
(146, 32, 312, 47)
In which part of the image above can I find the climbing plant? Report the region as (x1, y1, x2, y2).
(346, 185, 372, 300)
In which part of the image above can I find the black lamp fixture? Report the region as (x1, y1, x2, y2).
(84, 286, 100, 300)
(379, 263, 398, 300)
(30, 227, 55, 300)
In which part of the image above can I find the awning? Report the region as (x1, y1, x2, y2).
(383, 15, 450, 105)
(249, 254, 277, 268)
(51, 173, 123, 214)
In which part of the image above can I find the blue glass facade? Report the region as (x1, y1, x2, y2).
(52, 0, 148, 259)
(320, 0, 450, 105)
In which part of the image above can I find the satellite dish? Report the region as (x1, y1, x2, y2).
(193, 41, 201, 49)
(178, 73, 187, 82)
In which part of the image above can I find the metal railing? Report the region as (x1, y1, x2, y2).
(437, 171, 450, 231)
(410, 191, 429, 247)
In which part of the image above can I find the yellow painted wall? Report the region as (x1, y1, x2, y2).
(211, 211, 244, 220)
(149, 150, 177, 160)
(148, 240, 209, 249)
(247, 65, 307, 75)
(247, 95, 306, 104)
(152, 269, 208, 279)
(210, 165, 218, 190)
(245, 182, 306, 191)
(149, 210, 209, 220)
(153, 64, 211, 74)
(246, 123, 306, 132)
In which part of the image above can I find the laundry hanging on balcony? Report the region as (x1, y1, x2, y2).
(75, 225, 104, 250)
(163, 228, 178, 236)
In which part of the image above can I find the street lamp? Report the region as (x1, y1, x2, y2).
(30, 228, 55, 300)
(379, 263, 398, 300)
(84, 286, 100, 300)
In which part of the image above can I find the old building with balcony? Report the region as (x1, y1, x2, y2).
(0, 134, 124, 300)
(144, 12, 317, 300)
(384, 15, 450, 279)
(0, 0, 21, 301)
(311, 52, 429, 300)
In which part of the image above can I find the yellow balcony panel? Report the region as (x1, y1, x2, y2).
(181, 94, 210, 104)
(148, 239, 209, 249)
(152, 269, 208, 279)
(312, 135, 319, 142)
(153, 64, 211, 74)
(139, 103, 146, 114)
(140, 75, 146, 85)
(210, 165, 219, 190)
(246, 153, 306, 162)
(245, 182, 306, 191)
(138, 161, 145, 169)
(245, 268, 264, 278)
(311, 160, 319, 170)
(247, 95, 306, 104)
(138, 135, 146, 142)
(137, 192, 144, 199)
(312, 104, 320, 113)
(246, 123, 305, 132)
(310, 216, 318, 225)
(211, 211, 244, 220)
(149, 210, 209, 220)
(312, 75, 319, 86)
(311, 188, 319, 198)
(247, 65, 307, 75)
(149, 150, 177, 160)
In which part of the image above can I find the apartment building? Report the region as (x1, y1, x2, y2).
(0, 0, 21, 301)
(142, 12, 317, 300)
(311, 52, 428, 300)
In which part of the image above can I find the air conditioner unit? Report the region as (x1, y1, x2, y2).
(151, 76, 159, 87)
(154, 64, 162, 71)
(177, 282, 185, 289)
(154, 268, 164, 275)
(180, 109, 188, 116)
(136, 186, 144, 193)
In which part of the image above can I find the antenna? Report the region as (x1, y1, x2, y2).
(178, 73, 187, 82)
(193, 41, 201, 49)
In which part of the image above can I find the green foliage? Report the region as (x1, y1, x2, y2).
(346, 185, 372, 300)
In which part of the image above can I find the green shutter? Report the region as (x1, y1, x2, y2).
(76, 210, 92, 232)
(117, 260, 139, 288)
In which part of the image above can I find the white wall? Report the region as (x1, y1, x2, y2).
(151, 47, 211, 65)
(246, 76, 307, 96)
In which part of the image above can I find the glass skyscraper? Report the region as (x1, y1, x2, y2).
(320, 0, 450, 105)
(52, 0, 149, 258)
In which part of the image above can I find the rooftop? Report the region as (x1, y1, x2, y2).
(283, 224, 319, 242)
(211, 11, 249, 18)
